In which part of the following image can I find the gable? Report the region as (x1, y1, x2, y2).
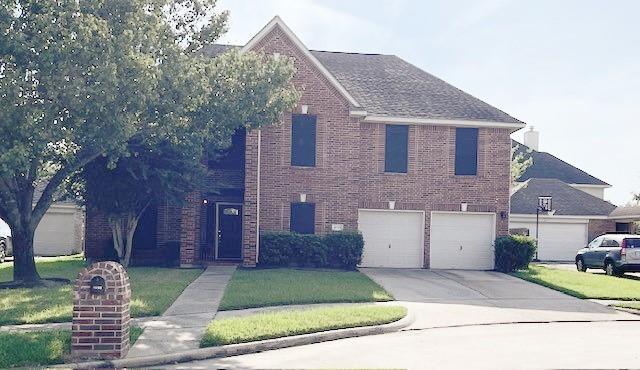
(241, 16, 360, 109)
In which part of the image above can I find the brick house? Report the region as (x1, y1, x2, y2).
(85, 16, 526, 269)
(510, 129, 638, 261)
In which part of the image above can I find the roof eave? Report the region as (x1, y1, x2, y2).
(356, 114, 525, 131)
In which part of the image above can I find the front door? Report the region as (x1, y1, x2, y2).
(216, 203, 243, 260)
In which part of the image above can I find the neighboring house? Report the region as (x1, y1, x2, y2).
(510, 129, 637, 261)
(0, 183, 85, 257)
(85, 16, 525, 269)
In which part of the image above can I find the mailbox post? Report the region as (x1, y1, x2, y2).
(71, 261, 132, 360)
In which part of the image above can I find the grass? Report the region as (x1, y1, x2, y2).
(0, 326, 143, 368)
(512, 264, 640, 300)
(615, 301, 640, 310)
(218, 268, 393, 311)
(0, 255, 202, 325)
(201, 305, 407, 347)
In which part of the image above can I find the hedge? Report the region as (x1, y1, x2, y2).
(259, 231, 364, 269)
(494, 235, 537, 273)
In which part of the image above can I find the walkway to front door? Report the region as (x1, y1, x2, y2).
(127, 266, 236, 357)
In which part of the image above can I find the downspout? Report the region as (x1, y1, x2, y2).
(255, 129, 261, 264)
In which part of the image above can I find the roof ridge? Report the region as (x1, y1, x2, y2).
(310, 49, 387, 56)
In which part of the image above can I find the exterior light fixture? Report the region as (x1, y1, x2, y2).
(301, 105, 309, 114)
(300, 193, 307, 203)
(388, 201, 396, 210)
(203, 199, 208, 205)
(460, 202, 468, 212)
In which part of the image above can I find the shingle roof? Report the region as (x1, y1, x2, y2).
(609, 205, 640, 219)
(510, 178, 617, 216)
(201, 44, 523, 124)
(513, 141, 609, 186)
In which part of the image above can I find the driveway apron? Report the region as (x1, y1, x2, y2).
(127, 266, 236, 358)
(362, 268, 637, 330)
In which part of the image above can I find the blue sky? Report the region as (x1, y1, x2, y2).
(216, 0, 639, 206)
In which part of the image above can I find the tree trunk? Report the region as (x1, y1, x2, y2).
(122, 215, 139, 267)
(12, 226, 41, 283)
(110, 212, 142, 268)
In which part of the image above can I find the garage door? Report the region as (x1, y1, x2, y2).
(509, 220, 588, 261)
(358, 210, 424, 268)
(33, 208, 80, 256)
(430, 212, 495, 270)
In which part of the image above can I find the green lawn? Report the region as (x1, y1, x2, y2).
(513, 264, 640, 300)
(0, 255, 202, 325)
(201, 305, 406, 347)
(218, 268, 393, 311)
(0, 327, 143, 368)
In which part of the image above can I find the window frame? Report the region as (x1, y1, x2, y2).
(290, 202, 316, 234)
(291, 114, 317, 167)
(454, 127, 479, 176)
(384, 124, 409, 174)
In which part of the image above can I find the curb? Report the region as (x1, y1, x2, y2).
(55, 307, 414, 369)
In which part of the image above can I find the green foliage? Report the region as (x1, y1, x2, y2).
(201, 305, 407, 347)
(511, 144, 534, 184)
(0, 0, 299, 280)
(219, 268, 393, 311)
(494, 235, 537, 272)
(259, 231, 364, 269)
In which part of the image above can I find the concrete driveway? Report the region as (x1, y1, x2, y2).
(362, 268, 637, 329)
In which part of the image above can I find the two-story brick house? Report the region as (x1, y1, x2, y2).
(85, 16, 525, 269)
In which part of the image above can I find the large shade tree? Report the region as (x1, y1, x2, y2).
(0, 0, 298, 283)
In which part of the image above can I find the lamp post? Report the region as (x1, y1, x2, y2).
(535, 196, 552, 261)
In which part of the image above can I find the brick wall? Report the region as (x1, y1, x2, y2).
(241, 24, 512, 268)
(71, 261, 131, 360)
(588, 219, 616, 241)
(85, 207, 112, 259)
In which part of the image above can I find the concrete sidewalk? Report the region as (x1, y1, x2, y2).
(127, 266, 236, 358)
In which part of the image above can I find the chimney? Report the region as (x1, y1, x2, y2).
(524, 126, 539, 151)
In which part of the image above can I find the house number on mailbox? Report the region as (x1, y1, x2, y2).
(89, 276, 106, 295)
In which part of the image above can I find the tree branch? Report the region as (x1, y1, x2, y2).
(30, 149, 101, 229)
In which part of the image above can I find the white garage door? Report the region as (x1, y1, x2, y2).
(33, 208, 81, 256)
(358, 210, 424, 268)
(509, 221, 588, 261)
(430, 212, 496, 270)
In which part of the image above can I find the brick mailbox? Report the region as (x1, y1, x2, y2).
(71, 261, 132, 360)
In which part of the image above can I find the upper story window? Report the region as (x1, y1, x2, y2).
(384, 125, 408, 173)
(291, 114, 316, 167)
(290, 202, 315, 234)
(455, 127, 479, 175)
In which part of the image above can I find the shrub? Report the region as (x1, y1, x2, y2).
(324, 231, 364, 270)
(494, 235, 537, 273)
(259, 231, 364, 269)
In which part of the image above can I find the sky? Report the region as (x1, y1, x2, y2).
(215, 0, 640, 206)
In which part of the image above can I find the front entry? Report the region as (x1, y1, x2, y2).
(216, 203, 243, 260)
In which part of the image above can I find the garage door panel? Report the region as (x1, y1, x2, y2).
(430, 212, 495, 270)
(509, 221, 587, 261)
(358, 210, 423, 268)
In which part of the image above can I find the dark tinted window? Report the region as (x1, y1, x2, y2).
(291, 114, 316, 167)
(601, 238, 620, 247)
(455, 128, 479, 175)
(625, 238, 640, 248)
(384, 125, 408, 173)
(290, 202, 315, 234)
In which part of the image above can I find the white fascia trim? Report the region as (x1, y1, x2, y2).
(569, 183, 612, 189)
(608, 215, 640, 221)
(241, 16, 361, 108)
(349, 110, 368, 117)
(360, 115, 526, 130)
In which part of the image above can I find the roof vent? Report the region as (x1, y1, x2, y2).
(524, 126, 539, 151)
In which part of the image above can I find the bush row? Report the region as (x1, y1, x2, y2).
(259, 231, 364, 269)
(494, 235, 537, 273)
